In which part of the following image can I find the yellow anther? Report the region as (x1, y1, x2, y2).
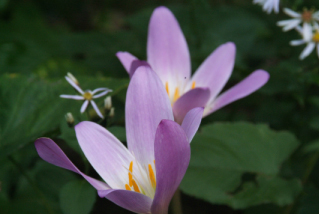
(83, 92, 93, 100)
(148, 164, 156, 189)
(173, 88, 180, 102)
(313, 32, 319, 43)
(191, 81, 196, 89)
(132, 179, 141, 193)
(165, 82, 169, 95)
(125, 184, 131, 191)
(129, 161, 133, 187)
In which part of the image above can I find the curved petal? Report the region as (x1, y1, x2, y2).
(80, 100, 89, 113)
(116, 51, 138, 75)
(172, 87, 210, 124)
(60, 95, 84, 100)
(300, 42, 315, 60)
(151, 120, 190, 214)
(147, 6, 190, 88)
(75, 121, 133, 189)
(92, 88, 112, 95)
(90, 101, 104, 118)
(283, 8, 301, 18)
(189, 42, 236, 102)
(34, 138, 110, 190)
(126, 66, 174, 166)
(65, 76, 84, 94)
(290, 40, 306, 46)
(181, 107, 204, 142)
(204, 70, 269, 116)
(98, 189, 152, 214)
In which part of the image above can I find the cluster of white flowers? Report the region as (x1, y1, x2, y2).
(254, 0, 319, 60)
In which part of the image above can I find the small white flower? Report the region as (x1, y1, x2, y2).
(277, 8, 319, 31)
(290, 23, 319, 60)
(60, 75, 112, 118)
(253, 0, 280, 14)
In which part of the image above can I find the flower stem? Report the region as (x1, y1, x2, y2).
(171, 189, 183, 214)
(8, 155, 55, 214)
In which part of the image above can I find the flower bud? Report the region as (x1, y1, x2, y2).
(65, 112, 74, 127)
(67, 72, 79, 85)
(109, 107, 115, 118)
(104, 96, 112, 110)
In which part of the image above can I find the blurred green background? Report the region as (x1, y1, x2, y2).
(1, 0, 319, 213)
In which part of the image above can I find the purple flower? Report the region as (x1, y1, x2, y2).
(117, 6, 270, 124)
(35, 66, 203, 214)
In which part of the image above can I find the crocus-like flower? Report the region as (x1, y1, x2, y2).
(277, 8, 319, 31)
(60, 74, 112, 118)
(253, 0, 280, 14)
(35, 66, 203, 214)
(290, 23, 319, 60)
(117, 6, 269, 124)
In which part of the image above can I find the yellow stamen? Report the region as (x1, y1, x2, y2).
(125, 184, 131, 191)
(173, 88, 180, 102)
(129, 161, 133, 187)
(148, 164, 156, 188)
(191, 81, 196, 89)
(83, 92, 93, 100)
(165, 82, 169, 95)
(313, 32, 319, 43)
(132, 179, 141, 193)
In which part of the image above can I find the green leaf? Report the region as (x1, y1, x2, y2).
(0, 74, 128, 158)
(180, 122, 301, 209)
(59, 180, 96, 214)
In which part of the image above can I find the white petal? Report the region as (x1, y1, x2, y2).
(65, 76, 84, 94)
(90, 101, 104, 118)
(80, 100, 89, 113)
(92, 87, 112, 94)
(302, 23, 313, 41)
(283, 8, 301, 18)
(92, 90, 111, 99)
(300, 42, 315, 60)
(60, 95, 84, 100)
(290, 40, 306, 46)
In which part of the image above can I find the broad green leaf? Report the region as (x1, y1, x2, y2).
(180, 122, 301, 209)
(0, 74, 128, 158)
(59, 180, 96, 214)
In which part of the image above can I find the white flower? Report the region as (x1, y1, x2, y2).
(290, 23, 319, 60)
(253, 0, 280, 14)
(277, 8, 319, 31)
(60, 75, 112, 118)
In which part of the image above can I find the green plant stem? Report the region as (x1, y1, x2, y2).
(171, 189, 183, 214)
(8, 155, 54, 214)
(284, 151, 319, 214)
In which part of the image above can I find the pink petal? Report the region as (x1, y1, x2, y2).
(34, 138, 110, 190)
(173, 87, 210, 124)
(151, 120, 190, 214)
(189, 42, 236, 102)
(126, 66, 174, 166)
(147, 6, 190, 87)
(98, 189, 152, 214)
(75, 121, 133, 189)
(116, 51, 137, 75)
(205, 69, 269, 116)
(181, 107, 204, 142)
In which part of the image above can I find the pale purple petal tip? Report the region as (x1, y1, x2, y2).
(181, 107, 204, 143)
(205, 69, 270, 116)
(34, 138, 110, 190)
(147, 6, 190, 84)
(151, 120, 190, 214)
(191, 42, 236, 101)
(129, 60, 151, 78)
(98, 189, 152, 214)
(116, 51, 138, 75)
(75, 121, 133, 189)
(126, 65, 173, 165)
